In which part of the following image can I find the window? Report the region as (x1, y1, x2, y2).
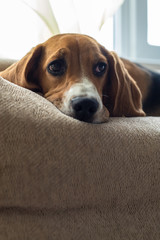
(114, 0, 160, 65)
(147, 0, 160, 46)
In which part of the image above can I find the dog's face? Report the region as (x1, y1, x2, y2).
(1, 34, 145, 123)
(38, 34, 110, 123)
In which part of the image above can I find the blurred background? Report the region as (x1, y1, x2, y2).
(0, 0, 159, 70)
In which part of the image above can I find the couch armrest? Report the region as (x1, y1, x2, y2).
(0, 76, 160, 239)
(0, 58, 17, 71)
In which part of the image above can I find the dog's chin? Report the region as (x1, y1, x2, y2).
(61, 111, 109, 124)
(47, 99, 109, 124)
(48, 99, 109, 124)
(72, 113, 109, 124)
(59, 107, 109, 124)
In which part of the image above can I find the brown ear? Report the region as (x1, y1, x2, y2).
(0, 45, 43, 91)
(103, 51, 145, 117)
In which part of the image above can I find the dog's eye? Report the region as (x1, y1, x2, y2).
(47, 59, 66, 76)
(93, 62, 107, 77)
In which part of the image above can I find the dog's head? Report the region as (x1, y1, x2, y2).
(2, 34, 145, 123)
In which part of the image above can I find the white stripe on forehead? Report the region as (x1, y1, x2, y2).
(75, 35, 101, 79)
(75, 36, 84, 76)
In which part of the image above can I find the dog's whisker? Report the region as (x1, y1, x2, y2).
(102, 94, 109, 98)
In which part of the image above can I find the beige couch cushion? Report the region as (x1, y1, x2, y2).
(0, 58, 16, 71)
(0, 76, 160, 239)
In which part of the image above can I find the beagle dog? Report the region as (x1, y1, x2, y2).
(1, 33, 160, 123)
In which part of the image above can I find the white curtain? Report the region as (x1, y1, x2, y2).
(49, 0, 124, 50)
(49, 0, 124, 34)
(28, 0, 124, 50)
(0, 0, 124, 59)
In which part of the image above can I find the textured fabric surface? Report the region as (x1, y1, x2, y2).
(0, 58, 17, 71)
(0, 76, 160, 239)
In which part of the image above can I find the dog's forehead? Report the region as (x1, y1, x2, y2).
(44, 34, 101, 54)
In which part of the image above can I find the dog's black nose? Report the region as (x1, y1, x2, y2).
(71, 97, 99, 122)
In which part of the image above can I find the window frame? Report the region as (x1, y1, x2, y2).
(114, 0, 160, 65)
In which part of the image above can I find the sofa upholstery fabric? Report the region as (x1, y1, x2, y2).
(0, 76, 160, 239)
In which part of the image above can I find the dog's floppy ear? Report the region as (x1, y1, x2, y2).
(1, 44, 43, 91)
(103, 51, 145, 117)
